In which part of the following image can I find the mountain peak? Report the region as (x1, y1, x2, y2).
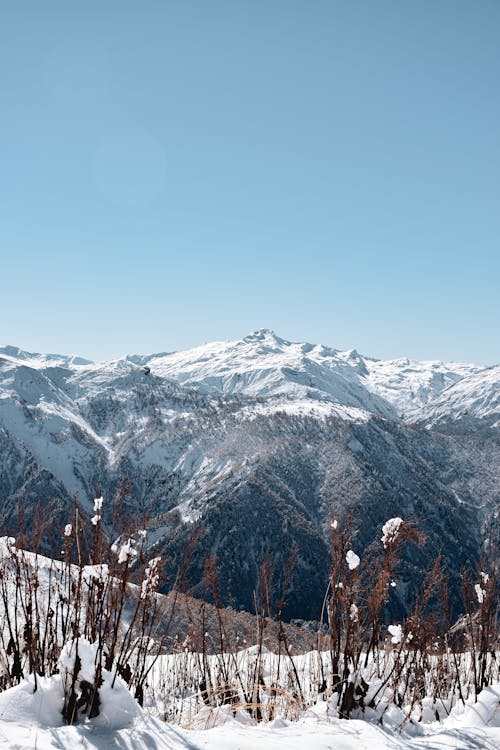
(243, 328, 281, 342)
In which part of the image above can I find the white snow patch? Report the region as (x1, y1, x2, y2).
(346, 550, 360, 570)
(381, 517, 404, 548)
(388, 624, 404, 644)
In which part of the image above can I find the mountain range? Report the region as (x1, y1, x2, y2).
(0, 330, 498, 619)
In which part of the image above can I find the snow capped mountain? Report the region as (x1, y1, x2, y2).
(3, 331, 496, 428)
(126, 329, 495, 426)
(0, 344, 92, 369)
(130, 329, 386, 412)
(134, 329, 379, 408)
(0, 332, 497, 619)
(365, 356, 484, 419)
(410, 364, 500, 429)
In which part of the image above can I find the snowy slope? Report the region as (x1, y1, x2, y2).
(410, 365, 500, 428)
(130, 329, 495, 424)
(133, 329, 393, 416)
(0, 344, 92, 369)
(3, 332, 496, 426)
(365, 356, 483, 419)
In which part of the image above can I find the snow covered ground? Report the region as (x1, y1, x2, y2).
(0, 675, 498, 750)
(0, 539, 497, 749)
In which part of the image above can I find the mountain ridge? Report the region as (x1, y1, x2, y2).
(0, 331, 498, 619)
(3, 329, 495, 425)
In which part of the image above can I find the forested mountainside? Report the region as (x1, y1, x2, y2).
(0, 331, 498, 619)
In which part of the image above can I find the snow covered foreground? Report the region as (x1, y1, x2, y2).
(0, 677, 498, 750)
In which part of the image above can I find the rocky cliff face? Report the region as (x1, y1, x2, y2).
(0, 332, 498, 619)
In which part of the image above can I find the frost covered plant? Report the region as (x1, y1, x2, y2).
(345, 550, 360, 570)
(460, 568, 498, 699)
(387, 624, 403, 644)
(363, 517, 423, 667)
(94, 496, 103, 511)
(381, 517, 403, 548)
(474, 583, 486, 604)
(474, 572, 490, 604)
(111, 536, 138, 564)
(60, 637, 140, 726)
(141, 556, 161, 600)
(0, 492, 173, 721)
(91, 495, 104, 526)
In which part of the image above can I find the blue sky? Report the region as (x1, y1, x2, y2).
(1, 1, 498, 363)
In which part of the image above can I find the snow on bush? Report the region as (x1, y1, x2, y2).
(141, 556, 161, 599)
(111, 536, 138, 564)
(0, 651, 140, 731)
(345, 550, 360, 570)
(91, 495, 104, 525)
(59, 638, 140, 728)
(94, 496, 104, 511)
(475, 583, 487, 604)
(381, 517, 403, 548)
(474, 572, 491, 604)
(0, 536, 16, 560)
(59, 637, 104, 685)
(387, 624, 403, 644)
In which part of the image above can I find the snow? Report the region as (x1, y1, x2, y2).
(0, 674, 497, 749)
(58, 639, 141, 730)
(388, 624, 404, 644)
(120, 329, 496, 423)
(111, 536, 138, 564)
(0, 675, 64, 729)
(94, 496, 104, 510)
(59, 637, 103, 685)
(141, 556, 161, 599)
(241, 398, 372, 423)
(474, 583, 486, 604)
(365, 356, 483, 419)
(381, 517, 404, 548)
(1, 333, 497, 440)
(0, 345, 93, 370)
(410, 364, 500, 427)
(131, 329, 392, 418)
(0, 331, 497, 530)
(444, 684, 500, 729)
(346, 550, 360, 570)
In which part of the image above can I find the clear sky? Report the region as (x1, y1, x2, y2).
(1, 1, 498, 363)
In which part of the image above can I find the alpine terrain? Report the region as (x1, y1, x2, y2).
(0, 330, 498, 619)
